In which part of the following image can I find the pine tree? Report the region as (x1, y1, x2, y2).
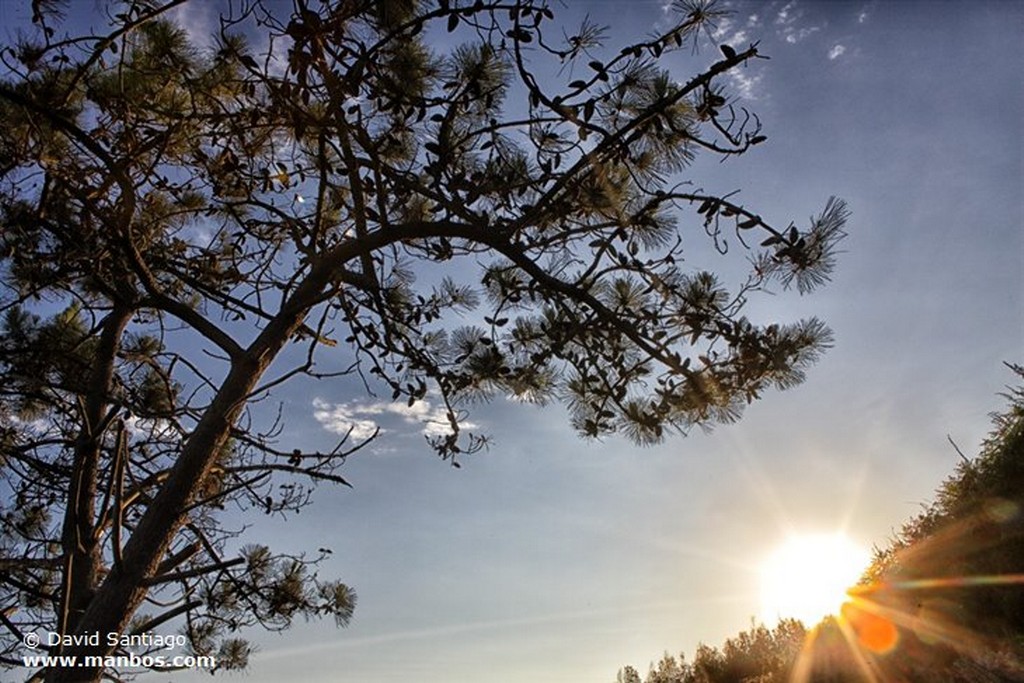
(0, 1, 847, 680)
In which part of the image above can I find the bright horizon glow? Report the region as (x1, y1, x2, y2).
(759, 533, 870, 626)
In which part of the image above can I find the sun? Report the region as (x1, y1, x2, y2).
(759, 533, 870, 626)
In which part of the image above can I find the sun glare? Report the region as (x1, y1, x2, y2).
(760, 533, 870, 626)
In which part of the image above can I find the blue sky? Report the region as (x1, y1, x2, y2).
(3, 0, 1020, 680)
(200, 2, 1020, 680)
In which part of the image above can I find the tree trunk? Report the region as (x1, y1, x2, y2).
(55, 305, 133, 648)
(44, 287, 320, 682)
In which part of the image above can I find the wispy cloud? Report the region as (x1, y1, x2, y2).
(727, 68, 764, 101)
(264, 32, 293, 77)
(312, 399, 381, 440)
(312, 397, 478, 440)
(257, 597, 729, 661)
(711, 16, 751, 51)
(167, 1, 216, 52)
(782, 24, 821, 44)
(124, 415, 176, 441)
(711, 16, 735, 41)
(653, 0, 683, 31)
(3, 413, 53, 437)
(775, 1, 798, 26)
(774, 0, 823, 44)
(828, 44, 847, 61)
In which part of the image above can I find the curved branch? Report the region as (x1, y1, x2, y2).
(0, 84, 246, 360)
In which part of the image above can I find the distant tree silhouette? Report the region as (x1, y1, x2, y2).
(614, 619, 806, 683)
(617, 664, 644, 683)
(645, 652, 689, 683)
(0, 0, 848, 680)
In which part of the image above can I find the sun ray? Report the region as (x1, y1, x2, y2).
(854, 572, 1024, 591)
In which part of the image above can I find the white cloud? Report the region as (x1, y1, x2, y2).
(3, 413, 52, 437)
(384, 401, 432, 421)
(653, 0, 681, 31)
(775, 1, 798, 25)
(711, 17, 735, 41)
(782, 24, 821, 44)
(168, 2, 216, 52)
(773, 0, 824, 44)
(124, 415, 176, 440)
(747, 14, 761, 28)
(710, 16, 751, 49)
(727, 69, 764, 101)
(312, 399, 381, 441)
(312, 397, 478, 441)
(828, 44, 847, 60)
(266, 33, 294, 77)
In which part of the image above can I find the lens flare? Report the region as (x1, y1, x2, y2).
(841, 602, 899, 654)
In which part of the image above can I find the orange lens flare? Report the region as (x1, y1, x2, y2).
(840, 602, 899, 654)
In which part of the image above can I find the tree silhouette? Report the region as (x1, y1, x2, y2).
(614, 619, 806, 683)
(0, 0, 847, 680)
